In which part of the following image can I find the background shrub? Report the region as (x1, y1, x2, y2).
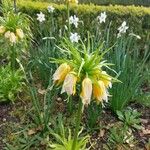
(30, 0, 150, 7)
(17, 0, 150, 45)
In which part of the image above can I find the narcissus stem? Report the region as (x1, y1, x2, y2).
(67, 2, 70, 36)
(72, 99, 83, 150)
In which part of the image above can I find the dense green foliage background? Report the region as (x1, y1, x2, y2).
(17, 0, 150, 43)
(31, 0, 150, 6)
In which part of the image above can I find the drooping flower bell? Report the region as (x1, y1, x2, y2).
(0, 26, 6, 34)
(61, 72, 77, 95)
(93, 80, 108, 103)
(16, 28, 24, 39)
(101, 71, 112, 88)
(53, 63, 71, 84)
(80, 77, 92, 105)
(4, 31, 11, 39)
(9, 32, 17, 43)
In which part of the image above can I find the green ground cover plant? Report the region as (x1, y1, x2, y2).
(0, 65, 24, 103)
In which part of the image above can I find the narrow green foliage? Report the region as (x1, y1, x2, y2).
(86, 102, 102, 131)
(49, 114, 90, 150)
(109, 36, 150, 111)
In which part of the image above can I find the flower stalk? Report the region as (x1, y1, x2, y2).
(72, 98, 83, 150)
(67, 2, 71, 36)
(10, 44, 16, 71)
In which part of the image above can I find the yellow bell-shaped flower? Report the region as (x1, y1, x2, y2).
(9, 32, 17, 43)
(93, 80, 108, 103)
(0, 26, 6, 34)
(53, 63, 71, 84)
(80, 77, 92, 105)
(61, 73, 77, 95)
(101, 71, 112, 88)
(4, 31, 11, 39)
(16, 28, 24, 39)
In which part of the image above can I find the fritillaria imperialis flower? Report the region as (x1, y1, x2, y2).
(93, 80, 108, 104)
(4, 31, 11, 38)
(16, 28, 24, 39)
(9, 32, 17, 43)
(80, 77, 93, 105)
(3, 28, 25, 44)
(52, 39, 118, 106)
(53, 63, 71, 84)
(0, 26, 6, 34)
(61, 73, 77, 95)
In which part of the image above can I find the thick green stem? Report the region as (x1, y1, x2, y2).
(11, 45, 16, 71)
(68, 96, 73, 114)
(72, 99, 83, 150)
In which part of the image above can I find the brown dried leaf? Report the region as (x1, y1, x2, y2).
(99, 129, 105, 137)
(28, 129, 36, 135)
(38, 89, 46, 95)
(143, 129, 150, 135)
(141, 119, 148, 124)
(145, 143, 150, 150)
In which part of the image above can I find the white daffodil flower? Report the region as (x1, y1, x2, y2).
(117, 21, 129, 37)
(70, 32, 80, 43)
(97, 12, 107, 23)
(37, 12, 45, 23)
(47, 5, 55, 13)
(69, 15, 79, 28)
(118, 21, 128, 33)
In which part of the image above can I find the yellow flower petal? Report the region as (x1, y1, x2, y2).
(16, 28, 24, 39)
(93, 80, 108, 103)
(53, 63, 71, 84)
(9, 32, 17, 43)
(101, 71, 112, 88)
(4, 31, 11, 39)
(81, 77, 92, 105)
(61, 73, 77, 95)
(0, 26, 6, 34)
